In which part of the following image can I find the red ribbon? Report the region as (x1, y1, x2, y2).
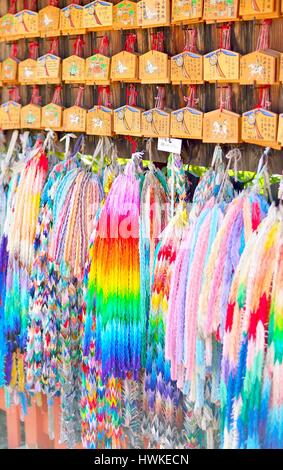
(125, 135, 137, 154)
(49, 0, 59, 6)
(52, 85, 63, 106)
(126, 84, 138, 107)
(184, 28, 197, 53)
(8, 0, 17, 14)
(124, 33, 136, 53)
(75, 86, 85, 107)
(74, 36, 85, 57)
(24, 0, 37, 11)
(154, 86, 166, 110)
(256, 19, 272, 51)
(48, 38, 59, 56)
(30, 85, 42, 105)
(219, 85, 232, 112)
(29, 41, 39, 60)
(10, 43, 18, 59)
(98, 35, 109, 56)
(219, 23, 232, 50)
(184, 85, 197, 109)
(151, 32, 164, 52)
(97, 86, 111, 108)
(8, 86, 21, 103)
(257, 85, 271, 110)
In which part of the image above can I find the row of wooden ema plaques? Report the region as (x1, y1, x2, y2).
(2, 1, 283, 41)
(2, 44, 283, 86)
(1, 95, 283, 148)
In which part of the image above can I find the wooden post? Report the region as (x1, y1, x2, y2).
(24, 396, 54, 449)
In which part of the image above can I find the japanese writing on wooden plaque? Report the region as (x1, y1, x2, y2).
(60, 4, 85, 35)
(240, 51, 279, 85)
(171, 51, 203, 84)
(85, 54, 110, 84)
(39, 6, 60, 37)
(2, 58, 18, 84)
(170, 106, 203, 139)
(113, 1, 137, 29)
(87, 106, 113, 136)
(203, 109, 241, 143)
(239, 0, 279, 19)
(204, 0, 239, 22)
(63, 105, 87, 132)
(41, 103, 63, 130)
(0, 14, 18, 41)
(204, 49, 240, 82)
(111, 51, 138, 82)
(114, 105, 142, 135)
(37, 54, 61, 84)
(21, 104, 41, 129)
(14, 10, 39, 38)
(62, 56, 85, 83)
(83, 1, 113, 30)
(0, 101, 21, 129)
(19, 59, 38, 85)
(137, 0, 170, 28)
(142, 108, 170, 137)
(277, 112, 283, 145)
(172, 0, 203, 24)
(242, 108, 278, 143)
(139, 50, 170, 83)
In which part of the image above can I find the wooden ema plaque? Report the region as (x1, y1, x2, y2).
(14, 10, 39, 38)
(21, 104, 41, 129)
(37, 54, 61, 84)
(239, 0, 280, 19)
(137, 0, 170, 28)
(277, 113, 283, 145)
(171, 0, 203, 24)
(114, 105, 142, 135)
(2, 58, 18, 84)
(279, 52, 283, 82)
(111, 51, 139, 82)
(204, 49, 240, 83)
(0, 14, 18, 41)
(203, 109, 241, 143)
(142, 108, 170, 137)
(171, 52, 203, 84)
(170, 106, 203, 139)
(0, 64, 2, 86)
(240, 50, 279, 85)
(242, 108, 278, 147)
(85, 54, 110, 85)
(139, 50, 170, 84)
(63, 105, 86, 132)
(83, 1, 113, 31)
(203, 0, 239, 22)
(0, 101, 21, 129)
(39, 6, 60, 38)
(60, 5, 85, 35)
(113, 1, 138, 29)
(87, 106, 113, 135)
(41, 103, 63, 130)
(62, 56, 85, 83)
(19, 59, 38, 85)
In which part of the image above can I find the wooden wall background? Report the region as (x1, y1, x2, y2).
(1, 0, 283, 173)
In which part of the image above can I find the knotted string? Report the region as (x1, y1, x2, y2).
(97, 86, 111, 108)
(28, 41, 39, 60)
(219, 85, 232, 112)
(8, 86, 21, 103)
(75, 86, 85, 107)
(52, 85, 63, 105)
(184, 85, 198, 109)
(256, 20, 271, 51)
(155, 86, 166, 110)
(219, 23, 232, 50)
(126, 84, 138, 107)
(184, 27, 197, 53)
(48, 38, 59, 56)
(74, 36, 85, 57)
(257, 85, 271, 110)
(151, 32, 164, 52)
(30, 85, 42, 105)
(124, 33, 136, 53)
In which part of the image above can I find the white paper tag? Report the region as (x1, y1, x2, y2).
(157, 137, 182, 155)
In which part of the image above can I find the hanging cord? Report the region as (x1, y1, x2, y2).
(184, 85, 198, 109)
(73, 36, 85, 58)
(256, 20, 271, 51)
(211, 144, 224, 169)
(151, 31, 165, 52)
(10, 43, 18, 60)
(52, 85, 63, 105)
(97, 85, 112, 108)
(124, 33, 137, 53)
(253, 147, 273, 202)
(126, 84, 138, 107)
(48, 38, 59, 56)
(155, 86, 166, 110)
(28, 41, 39, 60)
(43, 129, 56, 154)
(60, 133, 77, 159)
(8, 86, 21, 103)
(75, 86, 85, 107)
(184, 27, 197, 53)
(30, 85, 42, 105)
(219, 85, 232, 112)
(0, 130, 19, 177)
(219, 23, 232, 50)
(146, 138, 155, 171)
(216, 148, 242, 202)
(97, 35, 109, 56)
(257, 85, 271, 110)
(9, 0, 17, 14)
